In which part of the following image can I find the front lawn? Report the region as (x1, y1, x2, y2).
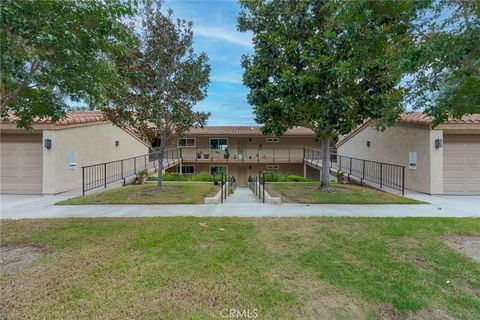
(1, 217, 479, 319)
(269, 182, 424, 204)
(56, 183, 218, 205)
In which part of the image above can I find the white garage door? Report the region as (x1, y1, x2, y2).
(0, 134, 43, 194)
(443, 135, 480, 195)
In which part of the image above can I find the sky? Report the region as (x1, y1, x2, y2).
(164, 0, 255, 125)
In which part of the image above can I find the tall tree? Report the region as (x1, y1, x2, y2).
(0, 0, 136, 129)
(405, 0, 480, 126)
(104, 1, 210, 191)
(238, 0, 418, 189)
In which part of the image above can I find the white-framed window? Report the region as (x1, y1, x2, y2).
(209, 138, 228, 150)
(177, 138, 196, 147)
(266, 137, 280, 142)
(266, 164, 280, 170)
(209, 165, 228, 175)
(178, 165, 195, 174)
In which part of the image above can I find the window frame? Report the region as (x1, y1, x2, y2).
(177, 165, 195, 174)
(209, 138, 229, 151)
(209, 165, 228, 175)
(177, 138, 196, 147)
(266, 164, 280, 170)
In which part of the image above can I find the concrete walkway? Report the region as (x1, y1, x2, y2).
(226, 187, 260, 203)
(1, 194, 479, 219)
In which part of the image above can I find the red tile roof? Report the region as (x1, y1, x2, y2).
(3, 111, 315, 136)
(4, 111, 106, 126)
(337, 112, 480, 148)
(186, 126, 315, 136)
(400, 112, 480, 125)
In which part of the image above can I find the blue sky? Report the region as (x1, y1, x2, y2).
(164, 0, 255, 125)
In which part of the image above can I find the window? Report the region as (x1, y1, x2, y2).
(209, 165, 228, 175)
(178, 165, 195, 174)
(266, 138, 279, 142)
(151, 138, 162, 147)
(177, 138, 196, 147)
(209, 138, 228, 150)
(266, 164, 280, 170)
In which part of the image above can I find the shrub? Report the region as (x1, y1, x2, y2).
(190, 171, 214, 182)
(137, 170, 148, 177)
(163, 172, 186, 181)
(260, 172, 287, 182)
(287, 175, 309, 182)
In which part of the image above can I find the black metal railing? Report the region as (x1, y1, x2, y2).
(82, 148, 181, 195)
(252, 172, 275, 203)
(212, 172, 229, 203)
(181, 147, 305, 163)
(304, 149, 406, 195)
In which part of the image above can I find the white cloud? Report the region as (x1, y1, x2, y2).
(194, 26, 253, 48)
(211, 74, 243, 84)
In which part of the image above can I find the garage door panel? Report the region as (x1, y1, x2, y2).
(443, 137, 480, 195)
(465, 156, 480, 165)
(466, 184, 480, 193)
(444, 183, 465, 193)
(0, 136, 43, 194)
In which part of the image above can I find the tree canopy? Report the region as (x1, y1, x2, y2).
(238, 0, 420, 187)
(103, 1, 210, 190)
(0, 0, 137, 129)
(405, 0, 480, 126)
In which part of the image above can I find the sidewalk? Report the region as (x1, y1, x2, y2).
(225, 187, 260, 203)
(1, 194, 479, 219)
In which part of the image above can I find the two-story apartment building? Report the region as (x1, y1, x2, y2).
(166, 126, 320, 186)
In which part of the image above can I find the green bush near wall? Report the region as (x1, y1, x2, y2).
(148, 171, 213, 182)
(261, 172, 313, 182)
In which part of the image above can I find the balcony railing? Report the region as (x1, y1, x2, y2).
(181, 147, 305, 163)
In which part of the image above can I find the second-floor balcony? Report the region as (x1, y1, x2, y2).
(181, 147, 305, 163)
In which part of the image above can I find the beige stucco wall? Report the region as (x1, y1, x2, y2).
(42, 123, 148, 194)
(337, 123, 443, 194)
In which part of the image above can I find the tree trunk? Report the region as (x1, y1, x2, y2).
(155, 131, 168, 191)
(156, 149, 164, 191)
(320, 136, 331, 190)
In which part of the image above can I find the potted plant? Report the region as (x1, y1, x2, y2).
(204, 153, 210, 159)
(335, 171, 345, 184)
(224, 148, 230, 159)
(137, 170, 148, 184)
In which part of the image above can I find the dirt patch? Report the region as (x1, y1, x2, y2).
(379, 304, 403, 320)
(442, 235, 480, 262)
(0, 246, 46, 275)
(410, 308, 455, 320)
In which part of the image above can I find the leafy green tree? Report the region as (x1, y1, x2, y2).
(0, 0, 136, 129)
(238, 0, 417, 189)
(405, 0, 480, 126)
(104, 1, 210, 191)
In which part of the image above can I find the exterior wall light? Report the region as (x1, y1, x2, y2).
(44, 138, 52, 150)
(366, 141, 371, 147)
(435, 138, 443, 149)
(115, 140, 120, 147)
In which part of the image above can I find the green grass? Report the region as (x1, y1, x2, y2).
(56, 183, 218, 205)
(270, 182, 425, 204)
(1, 217, 479, 319)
